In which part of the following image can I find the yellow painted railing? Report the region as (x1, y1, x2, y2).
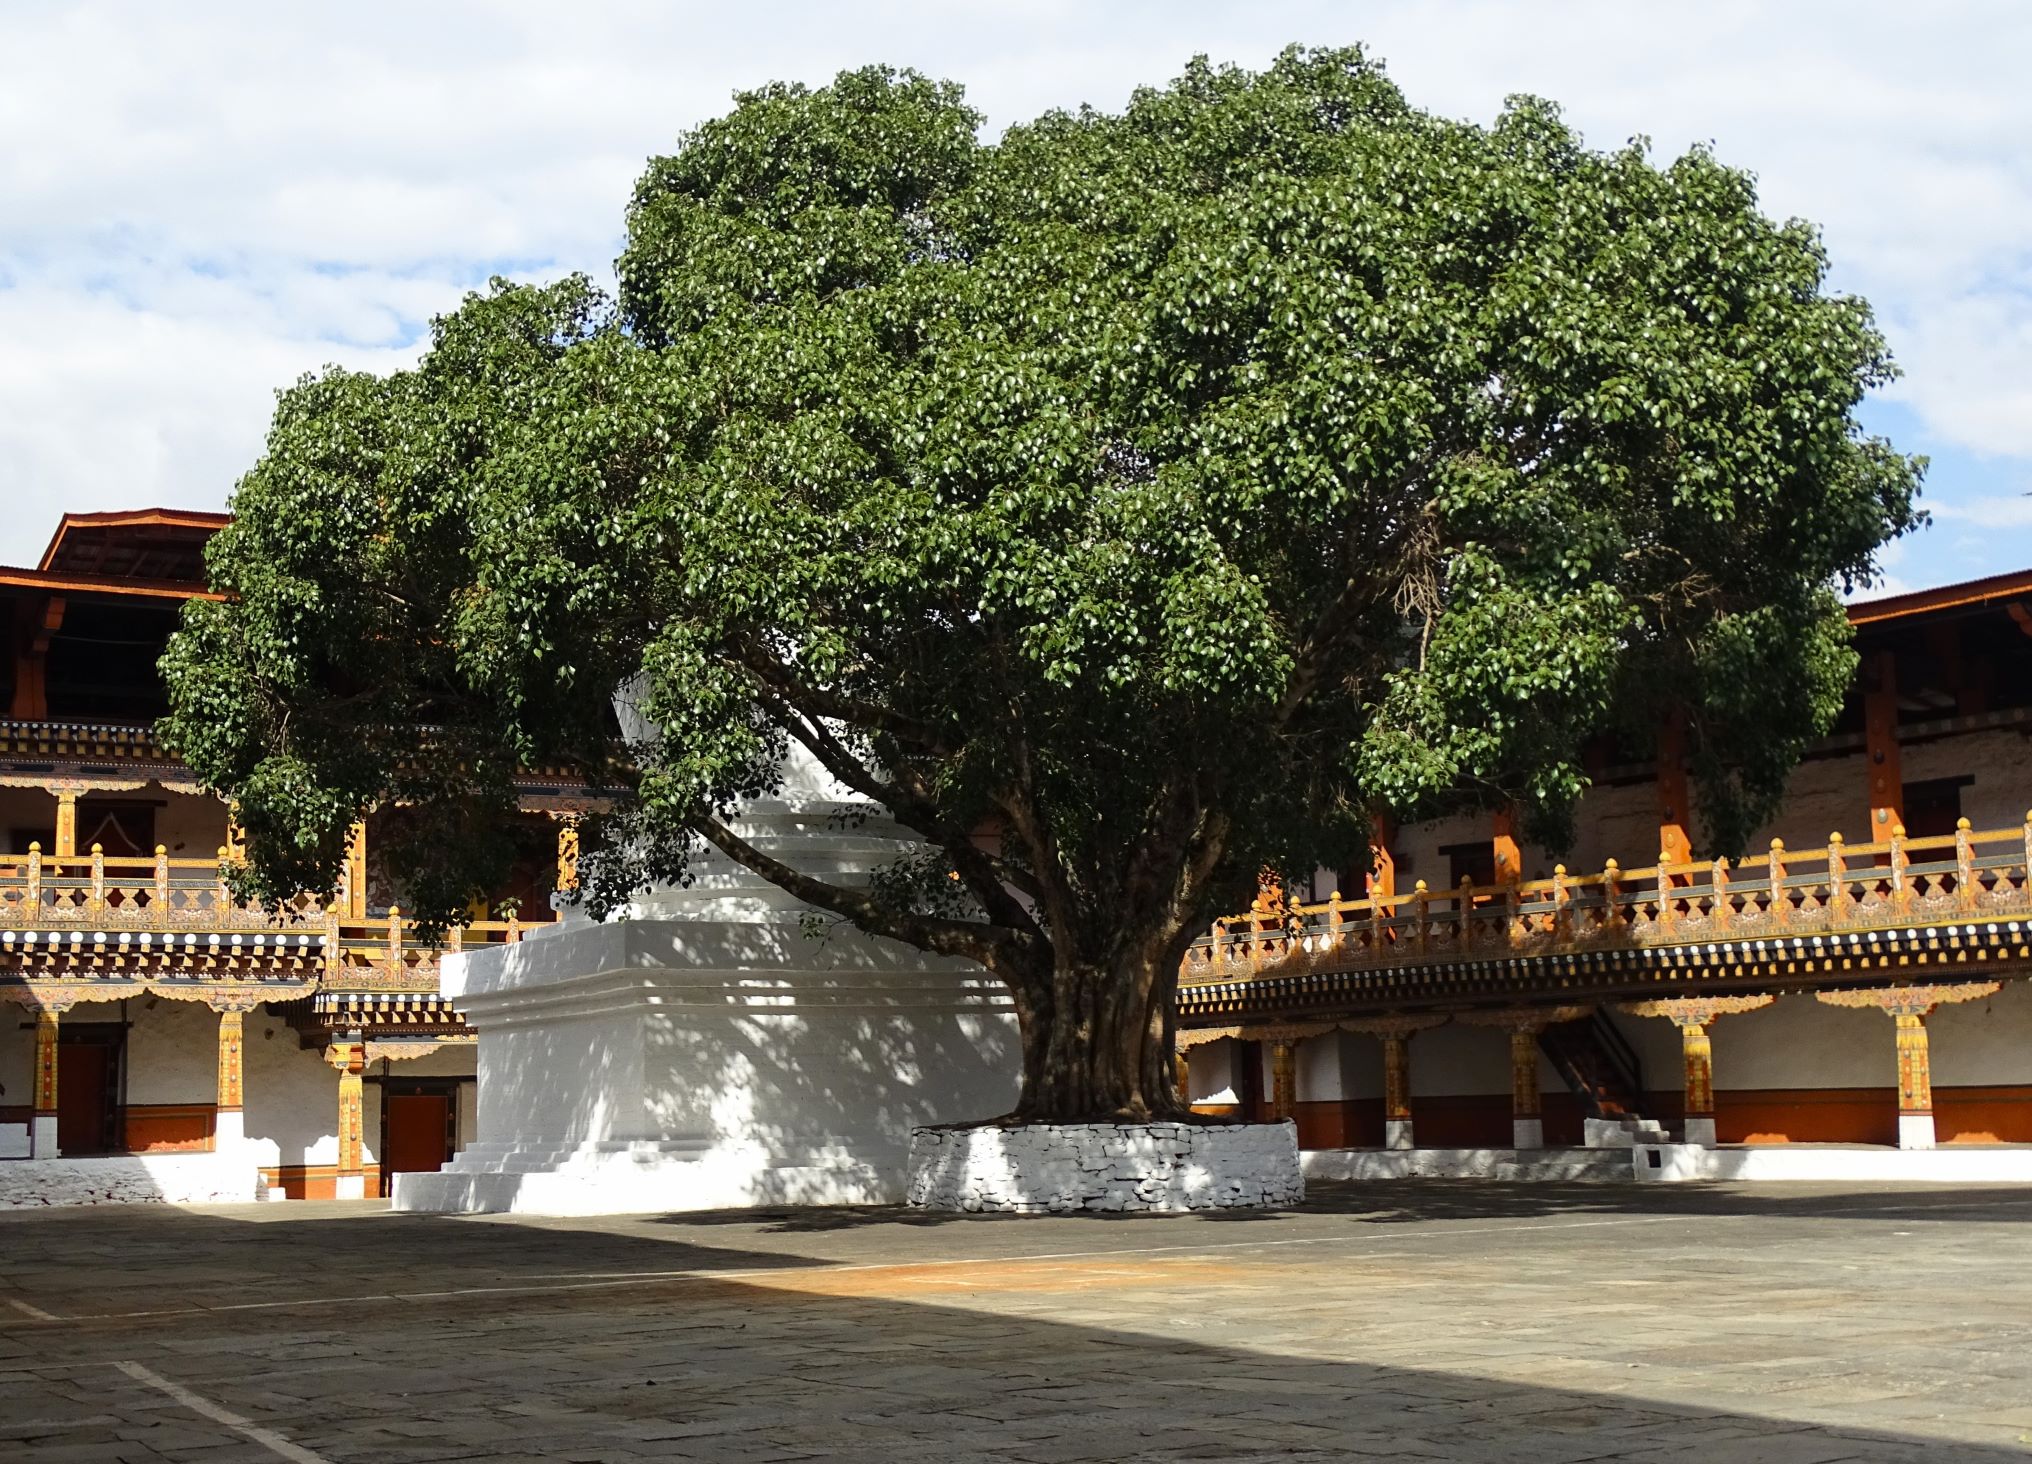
(0, 845, 546, 992)
(1181, 815, 2032, 988)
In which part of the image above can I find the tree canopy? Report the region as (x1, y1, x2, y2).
(161, 47, 1921, 1121)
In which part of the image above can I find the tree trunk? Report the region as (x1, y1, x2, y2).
(1008, 952, 1195, 1123)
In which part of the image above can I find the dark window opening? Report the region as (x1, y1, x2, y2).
(1902, 776, 1973, 840)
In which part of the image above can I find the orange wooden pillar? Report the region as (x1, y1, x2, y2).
(215, 1008, 245, 1148)
(31, 1010, 60, 1157)
(1656, 712, 1693, 868)
(53, 790, 77, 859)
(1345, 1015, 1445, 1150)
(1863, 651, 1903, 839)
(1817, 982, 1999, 1150)
(1508, 1029, 1542, 1149)
(328, 1038, 367, 1198)
(1368, 813, 1397, 902)
(1492, 806, 1522, 886)
(1381, 1034, 1412, 1149)
(1268, 1040, 1297, 1122)
(344, 821, 368, 920)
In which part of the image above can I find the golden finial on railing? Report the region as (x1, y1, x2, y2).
(1603, 858, 1624, 929)
(1656, 851, 1676, 930)
(1768, 839, 1787, 925)
(1712, 856, 1731, 928)
(1890, 823, 1910, 914)
(1552, 864, 1570, 937)
(1827, 831, 1848, 919)
(1956, 817, 1977, 912)
(153, 844, 169, 910)
(89, 842, 105, 917)
(26, 841, 40, 907)
(1414, 879, 1431, 954)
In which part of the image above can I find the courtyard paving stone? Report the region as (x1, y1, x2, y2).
(0, 1181, 2028, 1460)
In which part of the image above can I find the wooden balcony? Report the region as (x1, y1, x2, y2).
(0, 846, 546, 994)
(1180, 816, 2032, 1020)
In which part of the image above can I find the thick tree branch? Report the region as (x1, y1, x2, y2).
(732, 638, 956, 756)
(766, 700, 1046, 942)
(690, 808, 1038, 976)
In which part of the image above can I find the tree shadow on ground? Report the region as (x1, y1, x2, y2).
(655, 1175, 2032, 1234)
(1, 1199, 2025, 1463)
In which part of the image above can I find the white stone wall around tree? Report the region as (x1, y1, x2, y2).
(906, 1121, 1302, 1213)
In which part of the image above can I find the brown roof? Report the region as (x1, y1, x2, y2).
(1847, 567, 2032, 626)
(35, 508, 229, 585)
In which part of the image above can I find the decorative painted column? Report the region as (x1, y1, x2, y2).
(1491, 806, 1522, 886)
(1656, 711, 1693, 868)
(327, 1037, 367, 1198)
(53, 790, 77, 858)
(32, 1009, 60, 1157)
(1507, 1030, 1542, 1149)
(1367, 813, 1397, 902)
(214, 1008, 245, 1148)
(1863, 650, 1903, 838)
(1343, 1014, 1448, 1150)
(1620, 995, 1775, 1148)
(1269, 1040, 1297, 1122)
(344, 821, 368, 920)
(1894, 1014, 1932, 1149)
(1381, 1035, 1412, 1149)
(1461, 1006, 1590, 1150)
(555, 817, 581, 897)
(1816, 982, 2000, 1150)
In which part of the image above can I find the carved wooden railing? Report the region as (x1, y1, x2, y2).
(1181, 815, 2032, 989)
(0, 845, 544, 991)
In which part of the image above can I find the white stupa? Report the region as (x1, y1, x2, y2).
(393, 714, 1022, 1216)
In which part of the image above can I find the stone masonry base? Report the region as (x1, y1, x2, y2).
(907, 1121, 1302, 1214)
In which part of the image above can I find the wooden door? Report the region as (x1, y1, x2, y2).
(382, 1090, 454, 1185)
(56, 1035, 121, 1154)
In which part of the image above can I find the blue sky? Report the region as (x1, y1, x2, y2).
(3, 1, 2027, 594)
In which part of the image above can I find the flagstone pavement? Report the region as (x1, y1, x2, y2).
(3, 1180, 2030, 1462)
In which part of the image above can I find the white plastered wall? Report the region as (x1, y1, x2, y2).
(151, 791, 231, 857)
(1187, 1039, 1241, 1105)
(123, 996, 217, 1103)
(1609, 1010, 1688, 1092)
(1929, 979, 2032, 1086)
(1405, 1023, 1513, 1097)
(241, 1005, 370, 1170)
(1901, 728, 2031, 834)
(1, 1009, 34, 1154)
(1711, 994, 1893, 1090)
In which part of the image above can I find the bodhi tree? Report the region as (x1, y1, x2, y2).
(161, 48, 1920, 1125)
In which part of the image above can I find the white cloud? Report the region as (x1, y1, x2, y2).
(2, 0, 2029, 580)
(1931, 492, 2032, 530)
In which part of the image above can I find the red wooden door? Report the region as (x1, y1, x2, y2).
(383, 1091, 452, 1179)
(57, 1042, 115, 1154)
